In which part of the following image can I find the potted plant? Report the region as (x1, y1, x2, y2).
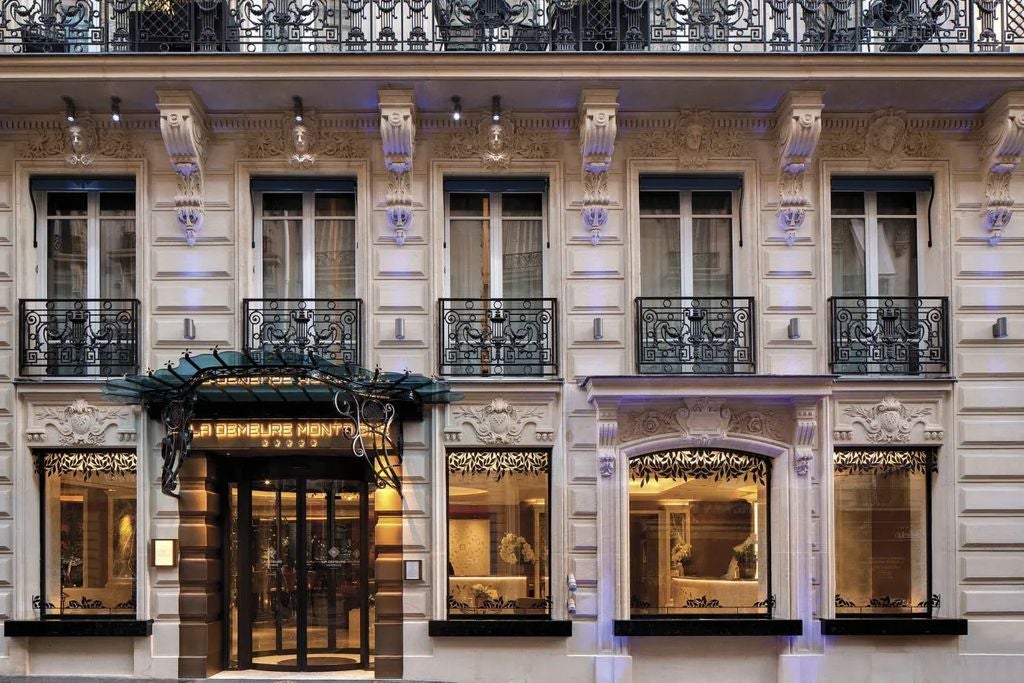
(671, 541, 694, 576)
(733, 540, 757, 580)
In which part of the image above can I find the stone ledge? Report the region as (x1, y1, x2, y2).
(428, 619, 572, 637)
(3, 619, 153, 637)
(820, 618, 968, 636)
(614, 618, 803, 637)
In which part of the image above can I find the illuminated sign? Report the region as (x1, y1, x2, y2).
(206, 376, 323, 388)
(152, 539, 178, 568)
(190, 420, 357, 450)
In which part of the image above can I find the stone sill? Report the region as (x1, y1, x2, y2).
(614, 618, 803, 637)
(428, 619, 572, 637)
(820, 618, 968, 636)
(3, 619, 153, 637)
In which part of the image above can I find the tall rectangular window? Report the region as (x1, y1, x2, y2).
(35, 450, 137, 618)
(834, 448, 935, 616)
(446, 450, 550, 617)
(628, 449, 771, 617)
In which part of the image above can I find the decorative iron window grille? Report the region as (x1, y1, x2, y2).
(1, 0, 1013, 53)
(829, 296, 949, 376)
(439, 298, 557, 377)
(19, 299, 140, 378)
(243, 298, 362, 365)
(635, 297, 755, 375)
(448, 450, 549, 479)
(629, 448, 769, 486)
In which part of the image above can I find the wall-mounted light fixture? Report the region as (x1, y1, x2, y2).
(492, 95, 501, 122)
(183, 318, 196, 341)
(110, 96, 121, 123)
(62, 96, 76, 123)
(993, 316, 1009, 339)
(451, 96, 462, 122)
(788, 317, 800, 340)
(394, 317, 406, 340)
(593, 317, 603, 340)
(293, 96, 304, 123)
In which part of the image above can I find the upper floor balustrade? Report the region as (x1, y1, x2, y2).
(439, 297, 558, 377)
(1, 0, 1018, 54)
(829, 296, 950, 376)
(635, 296, 756, 375)
(19, 298, 140, 378)
(243, 298, 362, 365)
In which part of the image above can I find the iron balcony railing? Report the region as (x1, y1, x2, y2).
(829, 296, 949, 375)
(1, 0, 1019, 54)
(243, 298, 362, 364)
(636, 297, 756, 375)
(439, 298, 557, 377)
(19, 298, 140, 378)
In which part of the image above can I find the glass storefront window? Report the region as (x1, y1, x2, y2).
(35, 450, 137, 617)
(834, 449, 935, 617)
(628, 449, 771, 617)
(446, 450, 550, 618)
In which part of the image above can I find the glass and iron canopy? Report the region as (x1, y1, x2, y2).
(103, 348, 459, 496)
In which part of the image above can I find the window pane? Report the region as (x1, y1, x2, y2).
(502, 219, 543, 299)
(447, 451, 550, 617)
(877, 218, 917, 298)
(314, 193, 355, 217)
(39, 452, 137, 617)
(99, 193, 136, 300)
(877, 192, 916, 216)
(831, 217, 867, 297)
(262, 193, 303, 216)
(502, 193, 542, 218)
(449, 193, 487, 218)
(47, 215, 87, 299)
(314, 219, 355, 298)
(835, 450, 931, 616)
(449, 219, 486, 299)
(263, 220, 303, 299)
(628, 450, 770, 616)
(47, 192, 87, 216)
(639, 217, 681, 297)
(692, 191, 731, 216)
(832, 192, 865, 216)
(639, 192, 679, 216)
(693, 217, 732, 298)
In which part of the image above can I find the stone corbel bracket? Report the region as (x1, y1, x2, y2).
(379, 89, 416, 246)
(157, 90, 210, 246)
(793, 404, 818, 477)
(776, 92, 824, 246)
(579, 89, 618, 246)
(980, 92, 1024, 246)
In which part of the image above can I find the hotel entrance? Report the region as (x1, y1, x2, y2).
(226, 459, 375, 672)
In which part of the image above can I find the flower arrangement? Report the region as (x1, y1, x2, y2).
(671, 541, 693, 565)
(733, 538, 757, 579)
(471, 583, 499, 602)
(499, 532, 537, 566)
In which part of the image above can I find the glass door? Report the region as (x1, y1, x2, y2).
(231, 475, 373, 672)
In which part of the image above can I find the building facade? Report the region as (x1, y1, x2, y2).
(0, 5, 1023, 681)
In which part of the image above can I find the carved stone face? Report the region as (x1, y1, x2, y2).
(68, 124, 86, 152)
(870, 117, 903, 153)
(683, 123, 704, 151)
(488, 122, 506, 154)
(293, 124, 309, 154)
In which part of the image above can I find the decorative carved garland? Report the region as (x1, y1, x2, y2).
(447, 450, 549, 481)
(628, 449, 769, 486)
(833, 449, 937, 476)
(36, 450, 137, 478)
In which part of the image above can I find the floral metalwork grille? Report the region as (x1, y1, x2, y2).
(829, 296, 949, 376)
(629, 448, 769, 486)
(447, 449, 549, 480)
(635, 297, 755, 375)
(19, 299, 140, 378)
(243, 298, 362, 364)
(439, 298, 557, 377)
(833, 448, 937, 476)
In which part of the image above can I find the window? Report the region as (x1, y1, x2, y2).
(255, 187, 356, 299)
(34, 450, 137, 618)
(834, 448, 935, 617)
(446, 450, 550, 618)
(440, 179, 555, 377)
(628, 449, 771, 617)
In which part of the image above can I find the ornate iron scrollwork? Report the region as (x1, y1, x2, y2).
(439, 298, 557, 377)
(333, 382, 401, 490)
(635, 297, 755, 375)
(19, 299, 140, 377)
(160, 398, 195, 497)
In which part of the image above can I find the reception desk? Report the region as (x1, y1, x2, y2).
(672, 578, 759, 609)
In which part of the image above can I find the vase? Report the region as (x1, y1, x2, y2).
(738, 564, 756, 580)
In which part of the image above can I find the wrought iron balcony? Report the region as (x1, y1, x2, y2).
(829, 296, 949, 375)
(243, 298, 362, 364)
(439, 298, 557, 376)
(19, 299, 140, 378)
(636, 297, 755, 375)
(0, 0, 1017, 54)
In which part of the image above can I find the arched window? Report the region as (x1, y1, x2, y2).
(628, 449, 772, 617)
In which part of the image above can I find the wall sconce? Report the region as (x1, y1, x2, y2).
(110, 96, 121, 123)
(451, 96, 462, 122)
(183, 318, 196, 340)
(592, 317, 603, 340)
(293, 96, 304, 123)
(787, 317, 800, 340)
(567, 573, 578, 592)
(492, 95, 501, 122)
(62, 96, 76, 123)
(403, 559, 422, 581)
(993, 316, 1008, 339)
(394, 317, 405, 340)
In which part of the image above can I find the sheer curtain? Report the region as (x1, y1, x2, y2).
(502, 218, 542, 299)
(831, 217, 866, 297)
(640, 216, 681, 297)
